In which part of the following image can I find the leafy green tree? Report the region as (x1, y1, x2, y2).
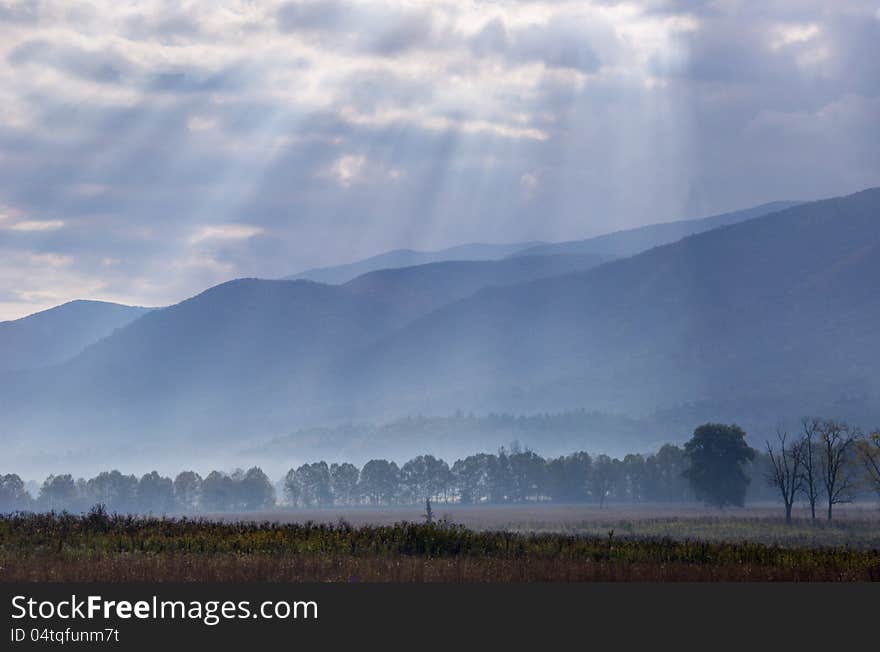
(507, 450, 547, 502)
(283, 468, 302, 507)
(644, 444, 690, 501)
(358, 459, 399, 505)
(621, 454, 647, 502)
(546, 452, 591, 502)
(330, 462, 360, 505)
(588, 454, 618, 508)
(451, 453, 498, 504)
(201, 471, 235, 511)
(400, 455, 450, 504)
(0, 474, 31, 511)
(137, 471, 175, 513)
(39, 474, 80, 511)
(683, 423, 755, 508)
(237, 467, 275, 511)
(86, 470, 138, 512)
(291, 462, 333, 507)
(173, 471, 202, 512)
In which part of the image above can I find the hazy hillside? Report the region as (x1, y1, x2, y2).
(346, 189, 879, 420)
(3, 189, 877, 471)
(0, 300, 151, 372)
(511, 201, 800, 259)
(342, 253, 611, 319)
(0, 252, 610, 452)
(286, 242, 541, 284)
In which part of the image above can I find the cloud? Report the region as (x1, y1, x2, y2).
(4, 219, 65, 232)
(0, 0, 877, 319)
(190, 224, 265, 243)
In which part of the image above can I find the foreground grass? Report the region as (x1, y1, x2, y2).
(1, 511, 879, 581)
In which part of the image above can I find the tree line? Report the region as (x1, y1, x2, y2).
(2, 420, 878, 521)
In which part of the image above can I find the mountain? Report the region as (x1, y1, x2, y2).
(287, 202, 798, 285)
(510, 201, 800, 259)
(0, 300, 151, 373)
(1, 250, 612, 446)
(285, 242, 542, 284)
(345, 189, 880, 421)
(341, 253, 611, 320)
(3, 189, 878, 471)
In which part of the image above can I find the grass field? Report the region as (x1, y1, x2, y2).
(2, 505, 879, 582)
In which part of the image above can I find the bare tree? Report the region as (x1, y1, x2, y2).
(766, 428, 804, 524)
(856, 430, 880, 501)
(799, 417, 821, 521)
(817, 418, 860, 521)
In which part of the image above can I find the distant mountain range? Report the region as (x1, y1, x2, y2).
(286, 201, 798, 284)
(3, 190, 878, 475)
(0, 300, 151, 373)
(347, 190, 879, 421)
(510, 201, 801, 259)
(285, 242, 542, 284)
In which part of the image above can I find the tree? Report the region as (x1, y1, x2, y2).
(546, 452, 591, 502)
(330, 463, 360, 505)
(0, 474, 31, 512)
(588, 455, 617, 508)
(683, 423, 755, 509)
(799, 418, 821, 521)
(39, 474, 81, 511)
(358, 459, 399, 505)
(644, 444, 689, 502)
(136, 471, 175, 513)
(621, 454, 647, 502)
(201, 471, 235, 512)
(816, 418, 859, 521)
(506, 450, 547, 502)
(86, 471, 137, 513)
(857, 430, 880, 501)
(400, 455, 450, 504)
(290, 462, 333, 507)
(237, 467, 275, 511)
(451, 453, 504, 504)
(765, 429, 804, 524)
(173, 471, 202, 512)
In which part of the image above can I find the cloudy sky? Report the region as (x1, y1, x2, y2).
(0, 1, 878, 320)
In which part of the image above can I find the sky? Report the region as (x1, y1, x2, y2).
(0, 0, 878, 320)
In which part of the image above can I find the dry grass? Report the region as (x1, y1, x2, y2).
(2, 510, 879, 582)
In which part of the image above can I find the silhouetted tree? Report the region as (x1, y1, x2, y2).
(201, 471, 235, 511)
(290, 462, 333, 507)
(86, 470, 137, 513)
(400, 455, 451, 504)
(137, 471, 175, 513)
(506, 450, 547, 502)
(857, 430, 880, 501)
(451, 453, 498, 504)
(816, 419, 859, 521)
(683, 423, 755, 509)
(330, 463, 360, 505)
(589, 455, 617, 508)
(799, 418, 821, 521)
(358, 459, 399, 505)
(766, 429, 804, 524)
(644, 444, 690, 502)
(546, 452, 591, 502)
(0, 474, 31, 511)
(621, 454, 647, 502)
(173, 471, 202, 512)
(237, 467, 275, 511)
(39, 474, 80, 511)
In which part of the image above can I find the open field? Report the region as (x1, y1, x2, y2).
(2, 507, 879, 582)
(209, 503, 880, 550)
